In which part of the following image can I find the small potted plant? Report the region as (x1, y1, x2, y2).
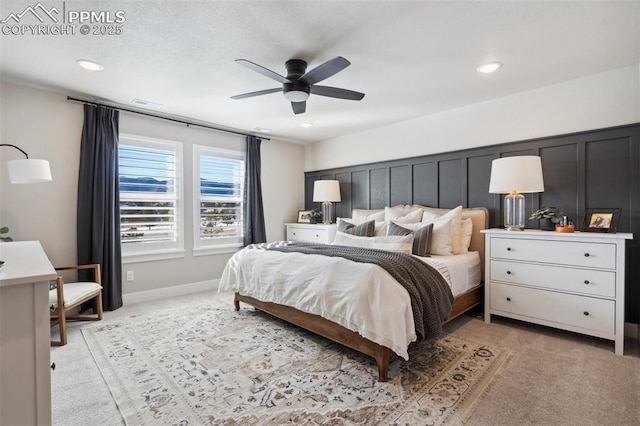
(304, 209, 322, 224)
(529, 207, 563, 231)
(0, 226, 13, 242)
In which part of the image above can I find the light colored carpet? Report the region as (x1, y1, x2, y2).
(79, 297, 509, 425)
(51, 291, 640, 425)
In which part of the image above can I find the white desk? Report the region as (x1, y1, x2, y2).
(0, 241, 56, 426)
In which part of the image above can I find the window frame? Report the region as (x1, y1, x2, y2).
(192, 144, 245, 256)
(119, 133, 185, 263)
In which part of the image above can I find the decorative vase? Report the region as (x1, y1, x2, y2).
(309, 217, 317, 224)
(539, 218, 555, 231)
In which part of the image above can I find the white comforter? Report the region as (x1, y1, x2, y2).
(219, 246, 418, 360)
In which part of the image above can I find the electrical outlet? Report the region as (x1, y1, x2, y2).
(126, 271, 134, 281)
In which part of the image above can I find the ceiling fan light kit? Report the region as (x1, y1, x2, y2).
(231, 56, 365, 114)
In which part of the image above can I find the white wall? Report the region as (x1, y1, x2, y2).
(0, 82, 305, 295)
(305, 66, 640, 171)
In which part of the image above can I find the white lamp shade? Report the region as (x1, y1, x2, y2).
(7, 159, 52, 184)
(489, 156, 544, 194)
(313, 180, 341, 202)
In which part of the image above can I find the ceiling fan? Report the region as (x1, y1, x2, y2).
(231, 56, 365, 114)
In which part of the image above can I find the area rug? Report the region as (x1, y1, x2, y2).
(82, 302, 510, 425)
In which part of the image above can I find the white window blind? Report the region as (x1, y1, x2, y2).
(119, 135, 184, 259)
(193, 145, 244, 252)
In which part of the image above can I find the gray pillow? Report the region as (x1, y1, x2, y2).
(387, 221, 434, 257)
(338, 219, 375, 237)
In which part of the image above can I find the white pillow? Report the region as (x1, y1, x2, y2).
(384, 205, 423, 223)
(332, 232, 414, 254)
(460, 218, 473, 253)
(422, 206, 463, 254)
(427, 219, 455, 256)
(352, 209, 385, 223)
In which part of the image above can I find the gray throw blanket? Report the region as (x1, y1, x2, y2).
(249, 241, 454, 341)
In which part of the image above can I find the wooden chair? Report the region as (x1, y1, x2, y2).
(50, 264, 103, 346)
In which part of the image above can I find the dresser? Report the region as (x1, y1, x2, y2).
(0, 241, 57, 425)
(482, 229, 632, 355)
(285, 223, 337, 244)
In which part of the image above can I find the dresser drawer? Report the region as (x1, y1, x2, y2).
(490, 282, 614, 335)
(490, 237, 616, 269)
(287, 227, 328, 243)
(490, 260, 616, 298)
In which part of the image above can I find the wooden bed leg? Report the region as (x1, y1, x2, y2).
(233, 293, 240, 311)
(375, 347, 391, 382)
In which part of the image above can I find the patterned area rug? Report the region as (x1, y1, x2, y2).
(83, 302, 510, 425)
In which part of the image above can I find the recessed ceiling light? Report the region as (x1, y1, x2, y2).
(300, 123, 314, 128)
(476, 62, 502, 74)
(253, 127, 272, 133)
(76, 59, 104, 71)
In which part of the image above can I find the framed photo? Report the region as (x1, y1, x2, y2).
(297, 210, 311, 223)
(580, 208, 621, 233)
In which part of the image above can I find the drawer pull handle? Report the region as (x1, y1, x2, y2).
(507, 247, 512, 251)
(584, 280, 590, 285)
(506, 270, 512, 275)
(506, 297, 511, 302)
(584, 253, 590, 257)
(583, 311, 589, 316)
(316, 234, 319, 237)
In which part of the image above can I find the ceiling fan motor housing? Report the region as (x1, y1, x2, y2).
(285, 59, 308, 79)
(283, 81, 310, 96)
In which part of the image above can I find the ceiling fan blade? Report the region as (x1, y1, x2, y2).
(291, 101, 306, 114)
(235, 59, 290, 84)
(231, 88, 282, 100)
(300, 56, 350, 85)
(310, 85, 365, 101)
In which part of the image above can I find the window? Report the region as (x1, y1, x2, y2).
(193, 145, 244, 254)
(119, 134, 184, 261)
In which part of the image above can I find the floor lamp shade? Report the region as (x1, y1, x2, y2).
(7, 159, 52, 184)
(489, 156, 544, 231)
(313, 180, 341, 224)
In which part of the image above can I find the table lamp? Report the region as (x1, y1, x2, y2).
(489, 156, 544, 231)
(313, 180, 341, 224)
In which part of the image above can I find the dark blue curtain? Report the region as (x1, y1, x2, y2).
(77, 104, 122, 310)
(243, 136, 267, 245)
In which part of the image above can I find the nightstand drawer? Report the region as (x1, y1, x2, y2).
(287, 227, 328, 243)
(490, 237, 616, 269)
(490, 282, 615, 335)
(490, 260, 616, 298)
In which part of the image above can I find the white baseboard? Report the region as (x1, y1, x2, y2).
(625, 322, 639, 339)
(123, 279, 220, 306)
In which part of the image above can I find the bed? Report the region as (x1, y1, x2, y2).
(221, 206, 488, 381)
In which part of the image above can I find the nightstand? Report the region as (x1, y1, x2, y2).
(285, 223, 337, 244)
(482, 229, 633, 355)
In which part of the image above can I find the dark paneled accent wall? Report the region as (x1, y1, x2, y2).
(305, 123, 640, 324)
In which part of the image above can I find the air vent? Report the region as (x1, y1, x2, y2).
(131, 99, 163, 109)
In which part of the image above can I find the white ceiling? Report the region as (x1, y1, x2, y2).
(1, 1, 639, 144)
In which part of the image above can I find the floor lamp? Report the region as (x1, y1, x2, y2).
(1, 144, 52, 184)
(489, 156, 544, 231)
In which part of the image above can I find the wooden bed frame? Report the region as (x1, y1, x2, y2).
(234, 207, 489, 382)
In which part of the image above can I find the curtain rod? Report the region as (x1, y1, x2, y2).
(66, 96, 270, 141)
